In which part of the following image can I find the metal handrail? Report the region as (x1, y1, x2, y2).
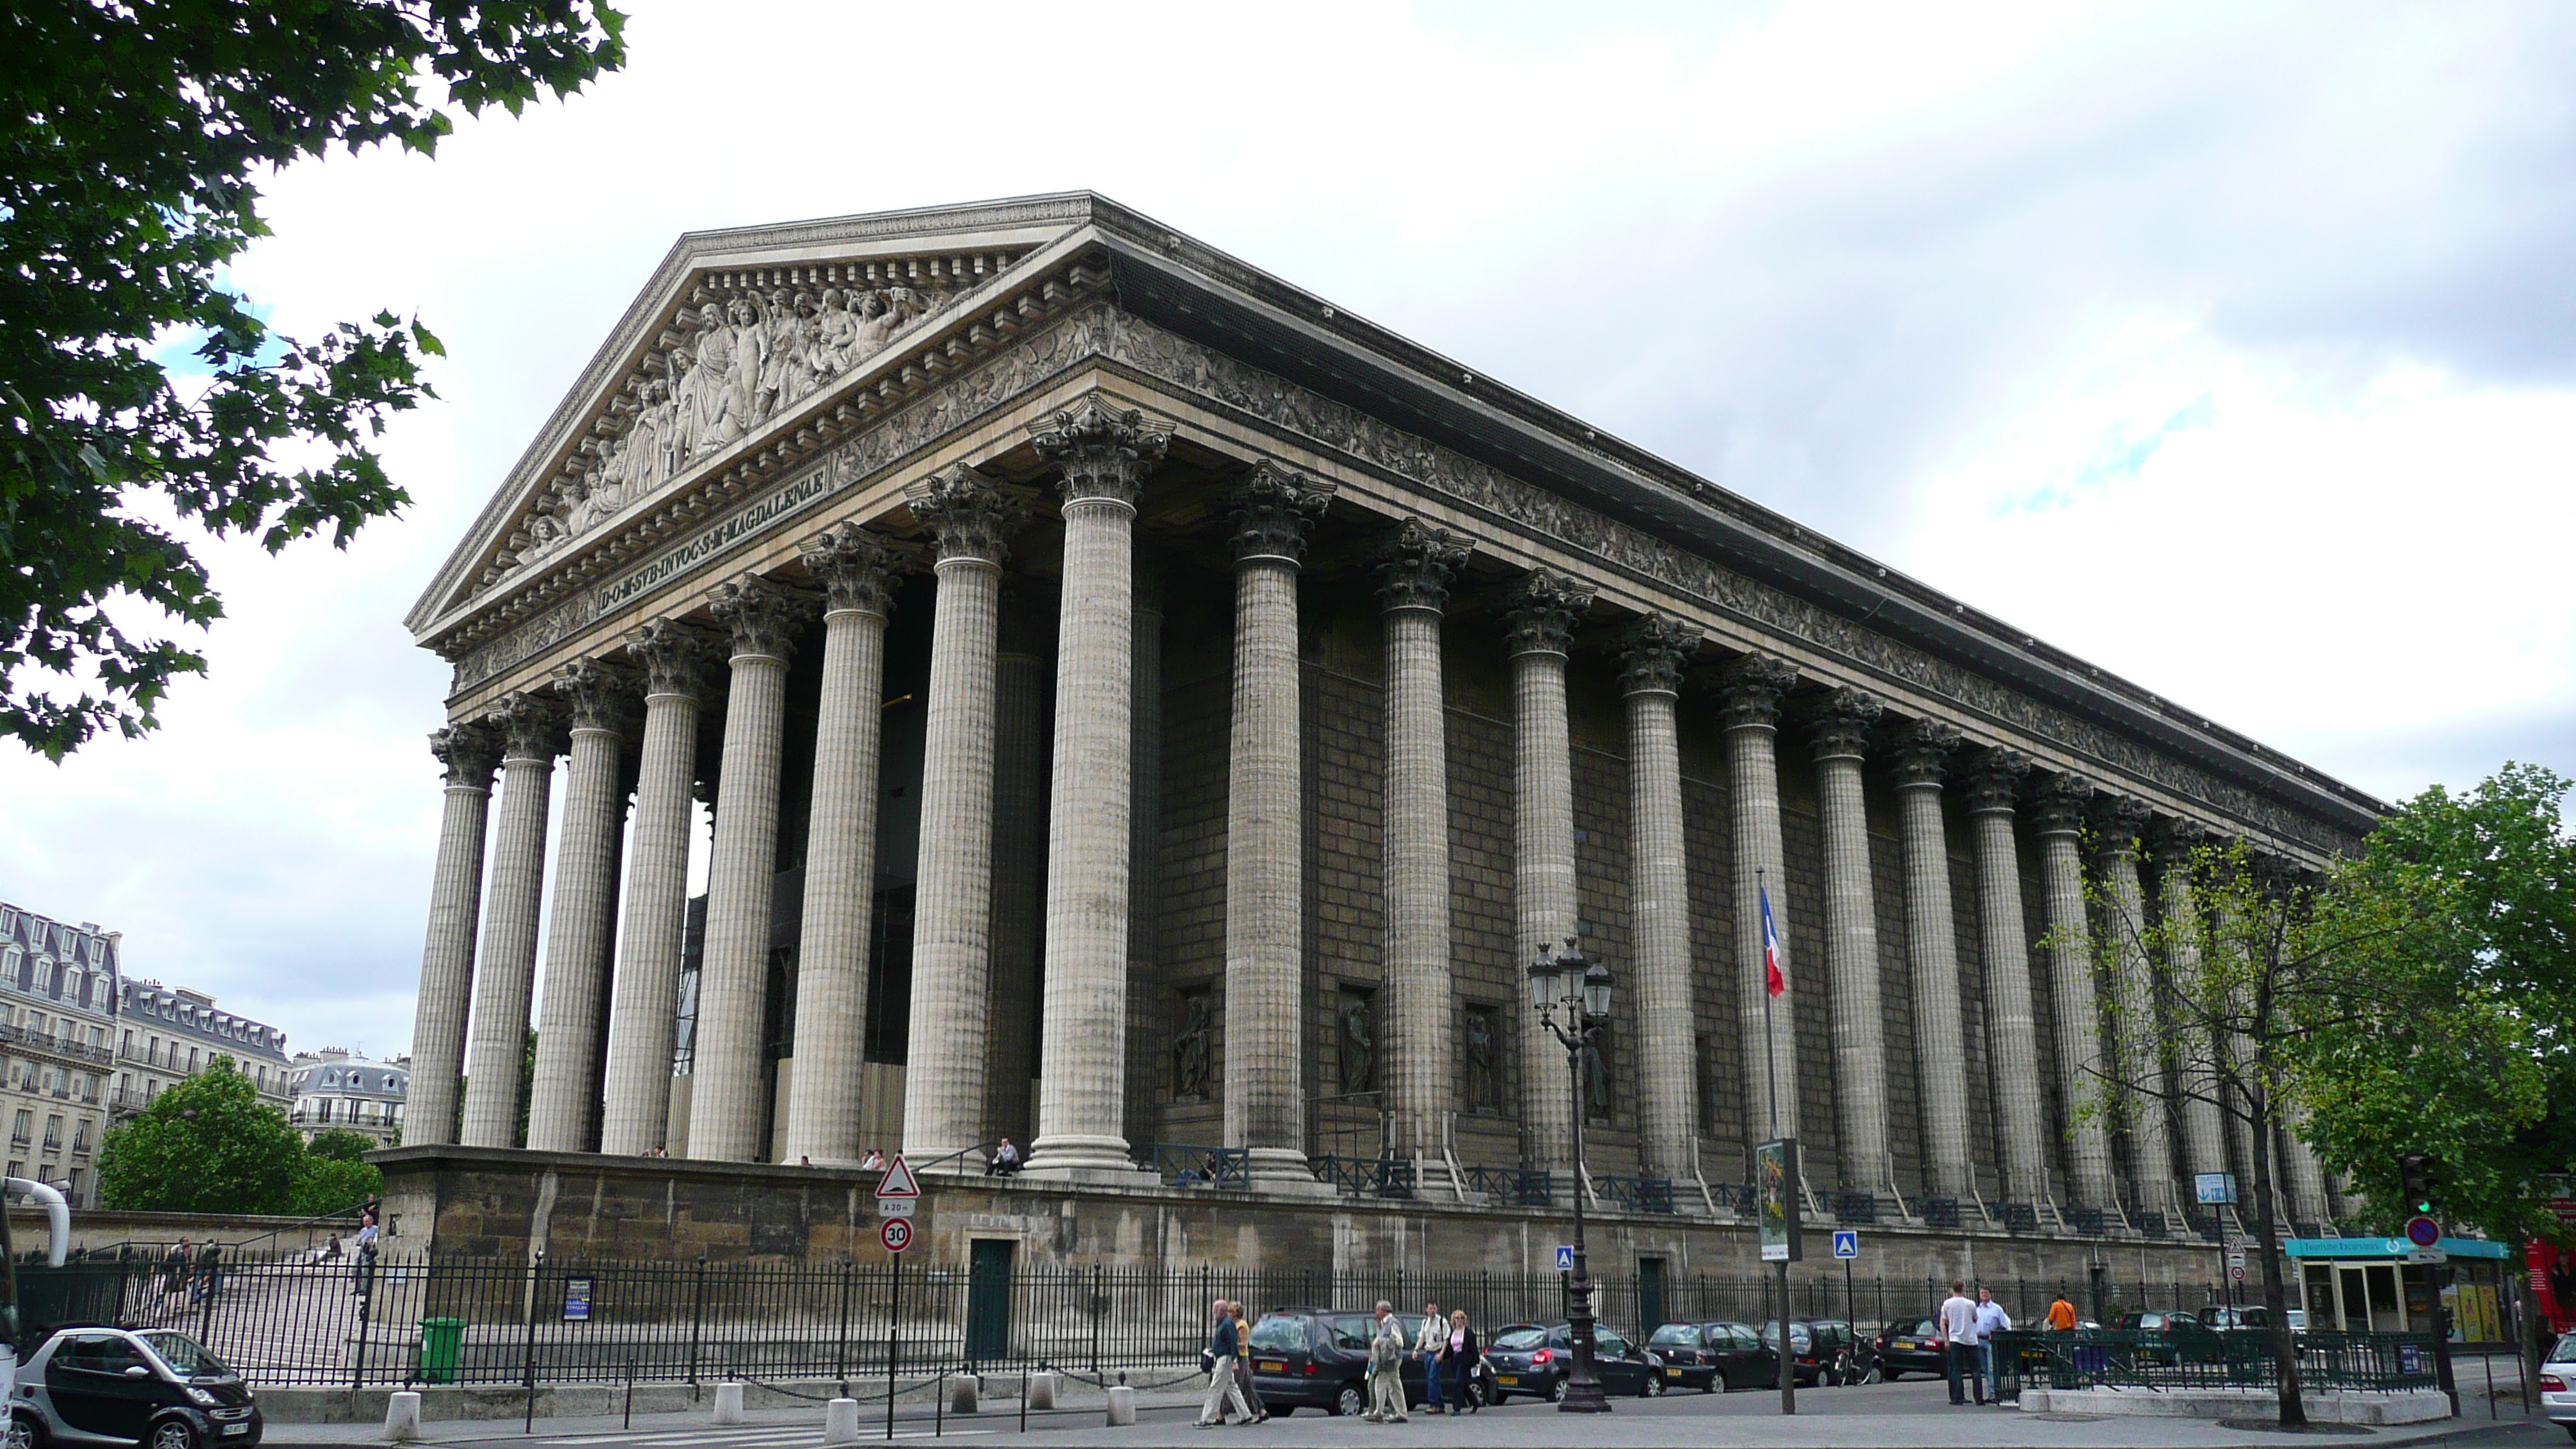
(1135, 1143, 1246, 1190)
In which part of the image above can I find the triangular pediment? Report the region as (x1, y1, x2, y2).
(406, 193, 1113, 641)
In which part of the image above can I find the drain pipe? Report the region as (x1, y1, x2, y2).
(5, 1180, 67, 1266)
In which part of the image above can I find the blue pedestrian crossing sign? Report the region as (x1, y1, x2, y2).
(1831, 1229, 1859, 1259)
(1554, 1245, 1574, 1271)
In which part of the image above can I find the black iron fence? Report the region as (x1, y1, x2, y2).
(1991, 1327, 2441, 1400)
(9, 1255, 2242, 1391)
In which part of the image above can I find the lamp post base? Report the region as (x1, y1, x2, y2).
(1557, 1375, 1615, 1413)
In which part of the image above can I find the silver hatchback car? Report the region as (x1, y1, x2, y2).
(8, 1326, 261, 1449)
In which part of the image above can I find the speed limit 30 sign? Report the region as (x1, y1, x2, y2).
(881, 1217, 913, 1254)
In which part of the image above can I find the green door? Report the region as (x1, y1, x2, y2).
(967, 1239, 1014, 1364)
(1639, 1257, 1667, 1334)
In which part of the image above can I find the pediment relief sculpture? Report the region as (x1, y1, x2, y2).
(492, 249, 1029, 588)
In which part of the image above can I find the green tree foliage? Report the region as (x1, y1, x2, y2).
(1, 0, 625, 756)
(97, 1057, 304, 1214)
(2290, 764, 2574, 1243)
(296, 1128, 382, 1216)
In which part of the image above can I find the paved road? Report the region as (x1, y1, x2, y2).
(265, 1372, 2561, 1447)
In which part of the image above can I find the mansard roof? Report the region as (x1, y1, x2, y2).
(413, 190, 2383, 844)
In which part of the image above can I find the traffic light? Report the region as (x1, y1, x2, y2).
(2397, 1153, 2439, 1215)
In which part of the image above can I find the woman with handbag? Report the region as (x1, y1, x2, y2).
(1444, 1310, 1480, 1414)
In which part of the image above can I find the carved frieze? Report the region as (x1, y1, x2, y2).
(1375, 519, 1471, 615)
(1503, 571, 1593, 657)
(1228, 461, 1333, 567)
(1615, 615, 1700, 697)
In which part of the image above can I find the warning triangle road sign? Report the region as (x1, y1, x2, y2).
(875, 1153, 920, 1199)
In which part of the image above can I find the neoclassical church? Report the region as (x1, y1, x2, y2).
(396, 194, 2375, 1264)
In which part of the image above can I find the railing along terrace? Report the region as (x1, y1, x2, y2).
(5, 1255, 2263, 1390)
(1459, 1165, 1553, 1208)
(1310, 1155, 1413, 1198)
(1136, 1143, 1247, 1190)
(1590, 1176, 1675, 1214)
(1989, 1328, 2443, 1403)
(1833, 1191, 1877, 1225)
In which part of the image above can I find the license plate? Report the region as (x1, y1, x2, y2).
(222, 1427, 250, 1437)
(1666, 1368, 1683, 1377)
(1496, 1375, 1519, 1385)
(1258, 1361, 1284, 1372)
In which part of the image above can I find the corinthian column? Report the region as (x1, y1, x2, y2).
(1964, 748, 2050, 1208)
(599, 621, 707, 1155)
(901, 465, 1026, 1163)
(1721, 654, 1800, 1142)
(1889, 721, 1975, 1201)
(526, 659, 630, 1153)
(1224, 461, 1333, 1188)
(1619, 615, 1701, 1181)
(1026, 399, 1166, 1179)
(1508, 571, 1594, 1180)
(1812, 689, 1892, 1201)
(684, 576, 808, 1161)
(461, 694, 562, 1148)
(2031, 772, 2117, 1215)
(2091, 794, 2174, 1218)
(782, 526, 896, 1165)
(2153, 818, 2231, 1217)
(1377, 520, 1470, 1168)
(409, 724, 499, 1149)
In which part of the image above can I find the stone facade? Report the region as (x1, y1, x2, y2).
(399, 195, 2367, 1261)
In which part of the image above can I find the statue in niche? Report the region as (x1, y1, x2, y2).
(1463, 1008, 1497, 1112)
(1583, 1035, 1613, 1122)
(1172, 992, 1212, 1101)
(1338, 990, 1375, 1095)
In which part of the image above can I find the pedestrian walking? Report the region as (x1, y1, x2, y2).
(1228, 1303, 1267, 1423)
(1940, 1279, 1982, 1406)
(1974, 1286, 2012, 1403)
(1195, 1298, 1252, 1427)
(191, 1242, 223, 1306)
(1445, 1310, 1479, 1413)
(2046, 1293, 2078, 1331)
(1415, 1300, 1447, 1413)
(351, 1218, 379, 1298)
(1364, 1303, 1408, 1422)
(163, 1238, 191, 1299)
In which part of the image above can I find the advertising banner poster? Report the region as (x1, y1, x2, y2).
(1757, 1138, 1802, 1263)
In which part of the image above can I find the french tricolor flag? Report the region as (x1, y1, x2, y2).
(1760, 884, 1786, 999)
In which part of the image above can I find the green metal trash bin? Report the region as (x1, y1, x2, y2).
(418, 1317, 466, 1384)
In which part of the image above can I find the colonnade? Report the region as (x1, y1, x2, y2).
(409, 398, 2338, 1231)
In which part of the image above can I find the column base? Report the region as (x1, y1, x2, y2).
(1023, 1134, 1156, 1186)
(1247, 1147, 1338, 1198)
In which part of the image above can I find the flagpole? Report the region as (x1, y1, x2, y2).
(1759, 866, 1780, 1139)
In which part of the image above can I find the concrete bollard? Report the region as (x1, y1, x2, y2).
(1026, 1371, 1056, 1411)
(712, 1381, 745, 1425)
(382, 1389, 422, 1442)
(822, 1396, 862, 1445)
(1106, 1383, 1136, 1427)
(950, 1372, 979, 1414)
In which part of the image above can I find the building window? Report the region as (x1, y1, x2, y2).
(317, 1100, 333, 1124)
(70, 1121, 87, 1152)
(66, 1167, 83, 1200)
(119, 1030, 132, 1056)
(42, 1116, 61, 1149)
(11, 1111, 29, 1145)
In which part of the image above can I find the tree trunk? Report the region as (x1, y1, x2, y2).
(2248, 1050, 2305, 1427)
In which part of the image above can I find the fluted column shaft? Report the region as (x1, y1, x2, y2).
(1029, 399, 1163, 1178)
(1379, 522, 1468, 1167)
(1617, 617, 1700, 1180)
(2281, 1106, 2331, 1226)
(902, 465, 1023, 1163)
(1814, 694, 1890, 1198)
(1965, 753, 2050, 1205)
(599, 623, 704, 1155)
(2093, 816, 2174, 1215)
(2159, 844, 2232, 1206)
(461, 701, 557, 1148)
(409, 728, 497, 1149)
(526, 667, 628, 1153)
(2033, 781, 2115, 1212)
(1722, 656, 1799, 1142)
(1508, 574, 1590, 1179)
(783, 527, 893, 1164)
(686, 577, 803, 1161)
(1891, 724, 1975, 1200)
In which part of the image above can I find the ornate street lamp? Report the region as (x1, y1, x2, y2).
(1527, 937, 1615, 1414)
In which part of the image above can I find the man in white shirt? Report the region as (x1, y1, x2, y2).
(1939, 1280, 1981, 1405)
(1973, 1288, 2013, 1403)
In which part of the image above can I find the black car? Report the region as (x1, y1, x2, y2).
(1245, 1308, 1475, 1416)
(1642, 1321, 1778, 1392)
(1482, 1323, 1664, 1402)
(1755, 1319, 1855, 1386)
(1872, 1315, 1949, 1380)
(2114, 1309, 2214, 1366)
(10, 1325, 261, 1448)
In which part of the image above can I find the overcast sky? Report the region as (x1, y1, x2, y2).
(5, 1, 2571, 1063)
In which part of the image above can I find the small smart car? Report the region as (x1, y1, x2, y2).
(9, 1326, 260, 1448)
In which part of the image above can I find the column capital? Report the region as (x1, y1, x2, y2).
(2089, 794, 2154, 862)
(1504, 570, 1593, 658)
(626, 618, 714, 700)
(1375, 518, 1471, 615)
(1029, 395, 1169, 509)
(906, 463, 1028, 567)
(554, 656, 632, 735)
(1615, 614, 1700, 696)
(2028, 771, 2095, 837)
(1718, 653, 1798, 731)
(1883, 718, 1961, 788)
(2148, 815, 2211, 867)
(801, 522, 899, 618)
(492, 690, 566, 763)
(712, 574, 810, 663)
(430, 724, 500, 788)
(1810, 688, 1883, 762)
(1227, 461, 1333, 567)
(1961, 747, 2032, 814)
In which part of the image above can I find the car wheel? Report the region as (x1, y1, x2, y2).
(1550, 1376, 1570, 1403)
(1334, 1384, 1365, 1418)
(5, 1410, 44, 1449)
(1642, 1369, 1665, 1398)
(147, 1419, 198, 1449)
